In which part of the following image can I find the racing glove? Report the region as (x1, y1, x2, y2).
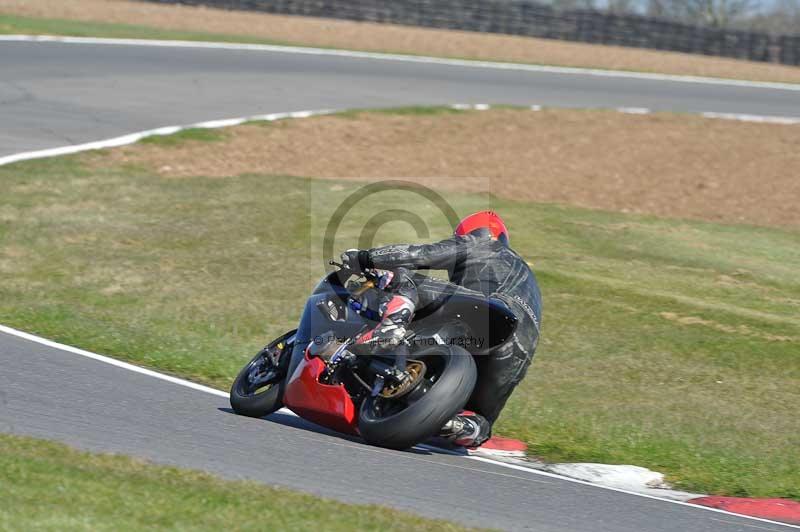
(340, 249, 372, 271)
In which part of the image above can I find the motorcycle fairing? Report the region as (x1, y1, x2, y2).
(281, 270, 517, 437)
(285, 274, 370, 392)
(283, 345, 359, 435)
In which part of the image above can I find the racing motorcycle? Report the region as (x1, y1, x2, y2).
(230, 262, 518, 450)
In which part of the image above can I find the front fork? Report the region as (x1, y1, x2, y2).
(324, 333, 414, 397)
(365, 342, 411, 396)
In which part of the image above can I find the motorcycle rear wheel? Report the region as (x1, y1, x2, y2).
(358, 344, 477, 450)
(230, 330, 295, 418)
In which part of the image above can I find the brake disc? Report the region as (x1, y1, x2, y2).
(379, 359, 426, 400)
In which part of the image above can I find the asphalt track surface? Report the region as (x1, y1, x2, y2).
(2, 39, 800, 157)
(2, 330, 795, 532)
(2, 39, 799, 531)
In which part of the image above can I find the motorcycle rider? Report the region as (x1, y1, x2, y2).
(341, 211, 541, 456)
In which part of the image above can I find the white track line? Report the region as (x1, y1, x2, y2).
(1, 103, 798, 168)
(617, 106, 652, 114)
(701, 111, 800, 124)
(0, 87, 797, 527)
(1, 323, 798, 529)
(3, 34, 800, 92)
(0, 109, 336, 167)
(0, 324, 227, 399)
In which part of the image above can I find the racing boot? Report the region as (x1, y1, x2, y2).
(439, 411, 528, 457)
(439, 411, 491, 447)
(356, 295, 415, 351)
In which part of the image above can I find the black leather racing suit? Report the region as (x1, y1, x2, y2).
(362, 232, 542, 431)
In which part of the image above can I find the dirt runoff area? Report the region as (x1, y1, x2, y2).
(3, 0, 800, 84)
(92, 108, 800, 228)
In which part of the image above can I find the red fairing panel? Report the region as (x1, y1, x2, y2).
(283, 348, 359, 435)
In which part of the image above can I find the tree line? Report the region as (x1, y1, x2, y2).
(526, 0, 800, 33)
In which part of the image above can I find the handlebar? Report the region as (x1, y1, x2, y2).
(329, 260, 385, 320)
(328, 260, 381, 283)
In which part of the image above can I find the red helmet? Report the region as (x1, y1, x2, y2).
(455, 211, 509, 245)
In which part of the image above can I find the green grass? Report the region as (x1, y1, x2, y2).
(139, 128, 226, 146)
(1, 124, 799, 501)
(0, 434, 474, 531)
(0, 14, 293, 46)
(333, 106, 467, 119)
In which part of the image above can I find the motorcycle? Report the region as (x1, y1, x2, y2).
(230, 262, 518, 450)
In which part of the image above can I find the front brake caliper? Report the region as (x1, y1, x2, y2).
(267, 342, 284, 367)
(370, 374, 385, 397)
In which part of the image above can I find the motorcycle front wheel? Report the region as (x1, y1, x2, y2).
(229, 330, 296, 418)
(358, 344, 477, 450)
